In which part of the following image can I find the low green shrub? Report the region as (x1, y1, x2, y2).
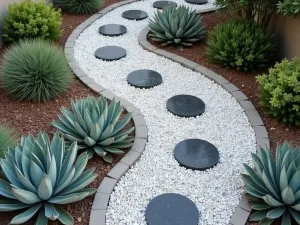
(53, 96, 135, 163)
(243, 143, 300, 225)
(257, 58, 300, 125)
(149, 6, 205, 50)
(0, 124, 17, 159)
(207, 19, 275, 72)
(0, 39, 73, 102)
(3, 0, 62, 42)
(0, 132, 97, 224)
(277, 0, 300, 17)
(53, 0, 103, 15)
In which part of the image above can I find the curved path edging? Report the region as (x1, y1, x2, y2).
(138, 26, 270, 225)
(64, 1, 269, 225)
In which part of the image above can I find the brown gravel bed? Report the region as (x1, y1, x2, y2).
(151, 11, 299, 225)
(0, 1, 131, 224)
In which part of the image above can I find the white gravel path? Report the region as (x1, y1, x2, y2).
(73, 1, 256, 224)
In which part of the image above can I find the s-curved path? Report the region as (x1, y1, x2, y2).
(71, 0, 258, 224)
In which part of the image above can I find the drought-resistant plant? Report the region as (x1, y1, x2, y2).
(0, 132, 97, 224)
(277, 0, 300, 17)
(214, 0, 279, 26)
(0, 124, 17, 159)
(53, 96, 135, 163)
(149, 6, 205, 50)
(53, 0, 103, 15)
(0, 39, 73, 102)
(3, 0, 62, 42)
(257, 58, 300, 125)
(242, 143, 300, 225)
(207, 19, 275, 72)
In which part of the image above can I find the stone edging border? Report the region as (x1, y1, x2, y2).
(138, 26, 270, 225)
(64, 0, 269, 224)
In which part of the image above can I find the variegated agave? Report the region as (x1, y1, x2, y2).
(149, 5, 205, 50)
(242, 142, 300, 225)
(0, 133, 97, 224)
(53, 96, 134, 163)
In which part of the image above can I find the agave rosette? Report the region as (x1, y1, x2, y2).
(0, 133, 97, 224)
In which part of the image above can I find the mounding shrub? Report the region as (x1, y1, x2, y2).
(53, 96, 135, 163)
(3, 0, 62, 42)
(0, 132, 97, 224)
(149, 6, 205, 50)
(242, 143, 300, 225)
(207, 19, 275, 72)
(53, 0, 103, 15)
(0, 124, 17, 159)
(277, 0, 300, 17)
(257, 58, 300, 125)
(0, 39, 73, 102)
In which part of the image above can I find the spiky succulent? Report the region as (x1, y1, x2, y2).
(0, 132, 97, 225)
(242, 143, 300, 225)
(53, 96, 135, 163)
(149, 6, 205, 50)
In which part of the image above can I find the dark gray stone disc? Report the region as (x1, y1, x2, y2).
(153, 0, 177, 9)
(185, 0, 208, 4)
(99, 24, 127, 37)
(95, 46, 126, 61)
(122, 10, 148, 20)
(174, 139, 219, 170)
(145, 193, 199, 225)
(166, 94, 205, 117)
(127, 69, 162, 88)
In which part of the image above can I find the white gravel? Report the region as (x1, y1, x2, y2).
(73, 0, 256, 224)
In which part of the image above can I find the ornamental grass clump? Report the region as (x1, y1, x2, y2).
(242, 143, 300, 225)
(257, 58, 300, 126)
(53, 0, 103, 15)
(207, 19, 275, 72)
(149, 6, 205, 50)
(0, 133, 97, 224)
(0, 39, 73, 102)
(53, 96, 135, 163)
(3, 0, 62, 42)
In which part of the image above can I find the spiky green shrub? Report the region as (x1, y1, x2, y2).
(242, 143, 300, 225)
(257, 58, 300, 126)
(53, 96, 135, 163)
(207, 19, 275, 71)
(53, 0, 103, 15)
(3, 0, 62, 42)
(0, 125, 17, 159)
(0, 39, 73, 102)
(149, 6, 205, 50)
(0, 132, 97, 224)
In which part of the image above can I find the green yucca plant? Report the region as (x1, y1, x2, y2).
(53, 96, 135, 163)
(53, 0, 103, 15)
(0, 132, 97, 224)
(149, 6, 205, 50)
(242, 143, 300, 225)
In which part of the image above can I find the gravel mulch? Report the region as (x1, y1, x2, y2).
(0, 1, 131, 224)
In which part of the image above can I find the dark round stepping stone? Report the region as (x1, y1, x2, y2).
(127, 69, 162, 88)
(153, 1, 177, 9)
(145, 193, 199, 225)
(95, 46, 126, 61)
(99, 24, 127, 37)
(174, 139, 220, 170)
(185, 0, 208, 4)
(122, 10, 148, 21)
(166, 94, 205, 117)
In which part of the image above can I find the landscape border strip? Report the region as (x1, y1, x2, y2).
(138, 26, 270, 225)
(64, 0, 266, 224)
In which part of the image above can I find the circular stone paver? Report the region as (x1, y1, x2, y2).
(166, 94, 205, 117)
(185, 0, 208, 4)
(153, 0, 177, 9)
(95, 46, 126, 61)
(99, 24, 127, 37)
(122, 10, 148, 20)
(127, 69, 162, 88)
(174, 139, 220, 170)
(145, 193, 199, 225)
